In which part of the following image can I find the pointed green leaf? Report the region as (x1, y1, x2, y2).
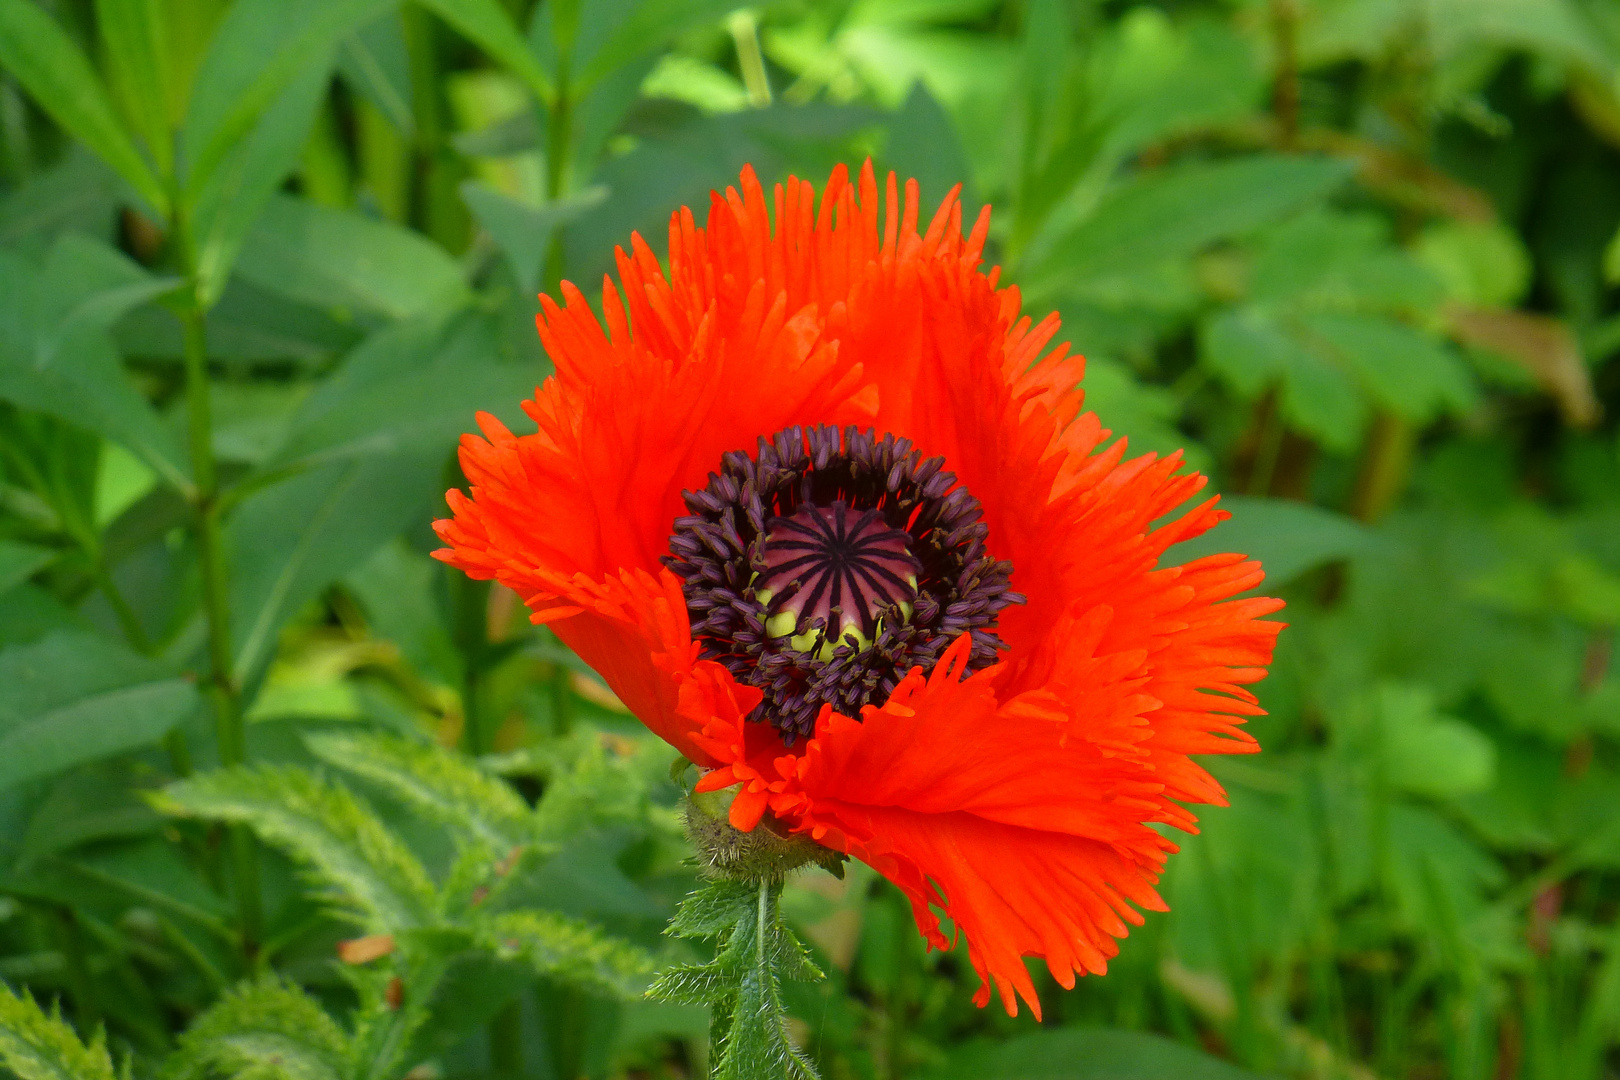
(166, 978, 349, 1080)
(305, 730, 534, 851)
(0, 631, 199, 792)
(1300, 310, 1478, 423)
(154, 766, 438, 932)
(0, 0, 168, 213)
(461, 181, 605, 294)
(1028, 155, 1352, 291)
(1170, 496, 1371, 588)
(96, 0, 174, 176)
(234, 194, 470, 320)
(180, 0, 388, 202)
(337, 14, 414, 138)
(0, 149, 119, 247)
(227, 450, 440, 686)
(0, 236, 189, 488)
(483, 910, 654, 997)
(573, 0, 737, 93)
(0, 983, 116, 1080)
(188, 52, 333, 308)
(260, 310, 531, 477)
(416, 0, 552, 102)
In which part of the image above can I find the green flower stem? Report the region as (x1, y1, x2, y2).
(544, 79, 573, 202)
(650, 795, 837, 1078)
(176, 240, 260, 950)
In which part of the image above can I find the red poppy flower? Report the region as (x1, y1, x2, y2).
(434, 162, 1283, 1017)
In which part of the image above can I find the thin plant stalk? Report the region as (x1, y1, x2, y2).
(175, 204, 261, 950)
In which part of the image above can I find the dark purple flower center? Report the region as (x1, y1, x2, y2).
(664, 425, 1023, 744)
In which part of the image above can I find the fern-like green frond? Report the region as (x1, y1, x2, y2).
(153, 766, 437, 933)
(649, 878, 823, 1080)
(305, 731, 535, 851)
(165, 978, 349, 1080)
(481, 910, 654, 998)
(0, 984, 115, 1080)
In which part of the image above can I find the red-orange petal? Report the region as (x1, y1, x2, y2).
(434, 161, 1285, 1018)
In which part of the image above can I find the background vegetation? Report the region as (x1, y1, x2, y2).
(0, 0, 1618, 1077)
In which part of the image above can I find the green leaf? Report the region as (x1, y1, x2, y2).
(155, 765, 438, 932)
(166, 978, 350, 1080)
(235, 194, 470, 320)
(305, 730, 535, 851)
(461, 181, 606, 295)
(1028, 155, 1352, 290)
(337, 14, 415, 138)
(1385, 803, 1505, 961)
(1200, 304, 1371, 450)
(879, 83, 978, 217)
(0, 235, 189, 489)
(1079, 356, 1211, 472)
(0, 982, 116, 1080)
(180, 0, 388, 203)
(345, 540, 462, 686)
(0, 149, 120, 246)
(1088, 12, 1265, 167)
(1371, 683, 1497, 798)
(266, 312, 530, 471)
(564, 103, 881, 284)
(96, 0, 174, 176)
(66, 837, 232, 938)
(227, 451, 439, 685)
(417, 0, 552, 102)
(649, 878, 823, 1080)
(0, 0, 168, 213)
(21, 764, 165, 863)
(1247, 209, 1443, 313)
(1170, 495, 1372, 588)
(188, 58, 348, 307)
(0, 584, 93, 651)
(1416, 219, 1533, 307)
(922, 1028, 1265, 1079)
(572, 0, 737, 92)
(0, 631, 199, 792)
(0, 541, 55, 597)
(1299, 311, 1478, 423)
(481, 910, 653, 997)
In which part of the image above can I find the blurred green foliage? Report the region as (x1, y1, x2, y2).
(0, 0, 1619, 1077)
